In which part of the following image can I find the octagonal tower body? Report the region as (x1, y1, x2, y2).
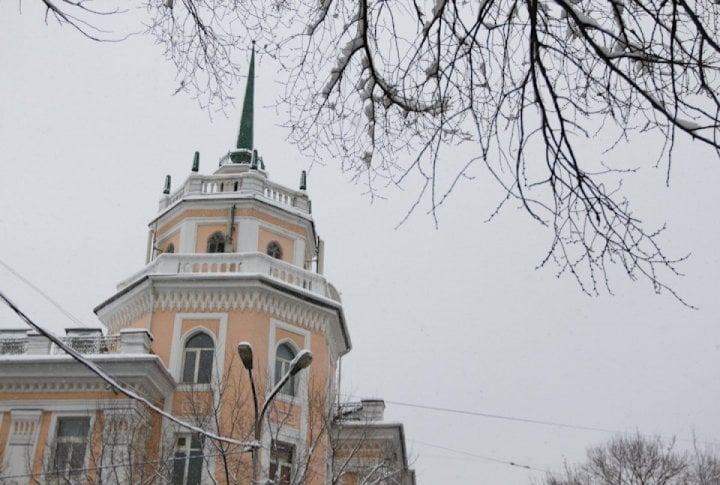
(94, 53, 350, 482)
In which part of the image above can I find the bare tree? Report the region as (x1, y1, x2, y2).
(26, 0, 720, 301)
(542, 432, 720, 485)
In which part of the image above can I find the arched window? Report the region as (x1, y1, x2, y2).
(207, 232, 226, 253)
(182, 333, 214, 384)
(275, 343, 297, 396)
(267, 241, 283, 260)
(165, 243, 175, 254)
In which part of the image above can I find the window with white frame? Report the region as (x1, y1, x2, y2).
(269, 441, 294, 485)
(267, 241, 283, 260)
(172, 433, 204, 485)
(50, 417, 90, 482)
(181, 332, 214, 384)
(206, 231, 226, 253)
(274, 343, 297, 396)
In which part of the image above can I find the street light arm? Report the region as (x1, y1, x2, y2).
(258, 349, 313, 428)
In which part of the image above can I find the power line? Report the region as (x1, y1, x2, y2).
(409, 439, 550, 473)
(385, 399, 720, 447)
(0, 257, 89, 328)
(384, 399, 617, 433)
(0, 290, 255, 450)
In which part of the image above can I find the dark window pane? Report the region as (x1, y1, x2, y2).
(197, 350, 213, 384)
(58, 417, 89, 437)
(269, 462, 278, 480)
(69, 443, 85, 471)
(277, 343, 295, 360)
(280, 464, 291, 485)
(282, 374, 295, 396)
(182, 352, 196, 383)
(187, 453, 203, 484)
(55, 442, 70, 471)
(267, 241, 283, 259)
(186, 334, 213, 349)
(207, 232, 225, 253)
(172, 451, 186, 485)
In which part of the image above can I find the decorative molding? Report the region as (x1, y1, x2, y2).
(154, 288, 330, 332)
(103, 290, 154, 334)
(8, 410, 42, 445)
(0, 381, 108, 393)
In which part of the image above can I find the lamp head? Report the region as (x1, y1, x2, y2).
(237, 342, 254, 370)
(289, 349, 313, 376)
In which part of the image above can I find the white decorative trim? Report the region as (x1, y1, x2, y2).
(268, 319, 311, 406)
(45, 409, 97, 477)
(179, 218, 196, 254)
(0, 382, 109, 393)
(266, 318, 311, 473)
(0, 400, 156, 414)
(156, 226, 181, 251)
(237, 218, 260, 254)
(102, 289, 154, 334)
(169, 312, 228, 384)
(155, 288, 330, 332)
(8, 410, 42, 445)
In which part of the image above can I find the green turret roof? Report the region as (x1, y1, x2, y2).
(235, 43, 255, 156)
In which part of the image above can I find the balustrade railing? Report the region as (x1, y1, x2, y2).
(0, 338, 28, 355)
(51, 335, 121, 355)
(159, 171, 310, 213)
(118, 253, 338, 301)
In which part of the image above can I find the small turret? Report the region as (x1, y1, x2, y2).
(192, 151, 200, 172)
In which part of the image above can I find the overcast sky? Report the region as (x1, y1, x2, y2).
(1, 3, 719, 483)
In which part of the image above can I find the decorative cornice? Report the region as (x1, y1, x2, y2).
(104, 290, 154, 334)
(156, 287, 330, 331)
(102, 284, 332, 335)
(0, 381, 108, 393)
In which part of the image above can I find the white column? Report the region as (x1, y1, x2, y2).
(237, 218, 259, 253)
(3, 409, 42, 483)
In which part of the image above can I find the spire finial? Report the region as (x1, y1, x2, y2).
(233, 42, 255, 163)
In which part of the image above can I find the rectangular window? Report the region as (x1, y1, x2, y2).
(172, 434, 204, 485)
(269, 441, 294, 485)
(51, 417, 90, 481)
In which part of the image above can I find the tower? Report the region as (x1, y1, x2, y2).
(93, 49, 350, 484)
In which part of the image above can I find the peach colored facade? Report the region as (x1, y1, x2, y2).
(0, 55, 414, 483)
(0, 156, 413, 484)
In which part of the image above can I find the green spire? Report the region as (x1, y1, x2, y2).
(233, 43, 255, 163)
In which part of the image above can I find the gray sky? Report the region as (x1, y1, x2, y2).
(1, 3, 719, 483)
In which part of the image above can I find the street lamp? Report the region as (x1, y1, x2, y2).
(237, 341, 313, 484)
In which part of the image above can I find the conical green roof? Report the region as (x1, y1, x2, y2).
(235, 44, 255, 156)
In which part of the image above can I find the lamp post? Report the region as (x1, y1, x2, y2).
(237, 342, 313, 485)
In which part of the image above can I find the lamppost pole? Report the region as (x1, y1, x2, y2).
(237, 342, 313, 485)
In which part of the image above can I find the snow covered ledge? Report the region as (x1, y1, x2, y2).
(120, 329, 154, 354)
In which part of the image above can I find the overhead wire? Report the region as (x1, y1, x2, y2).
(384, 399, 617, 434)
(0, 257, 89, 328)
(383, 399, 720, 447)
(409, 438, 551, 473)
(0, 289, 255, 450)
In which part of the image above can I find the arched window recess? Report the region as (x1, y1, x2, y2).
(274, 342, 298, 397)
(207, 232, 226, 253)
(267, 241, 283, 260)
(181, 332, 215, 384)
